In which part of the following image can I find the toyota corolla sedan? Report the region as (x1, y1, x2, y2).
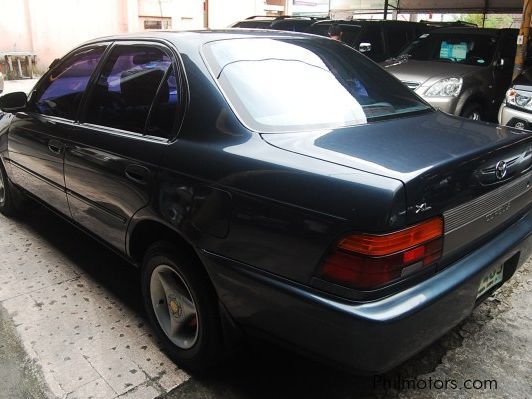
(0, 31, 530, 374)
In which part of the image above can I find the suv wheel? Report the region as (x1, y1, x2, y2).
(0, 161, 22, 216)
(461, 103, 483, 121)
(141, 242, 223, 372)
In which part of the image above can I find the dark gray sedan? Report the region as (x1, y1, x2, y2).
(0, 30, 530, 374)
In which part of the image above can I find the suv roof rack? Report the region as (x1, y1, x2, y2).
(245, 15, 324, 21)
(419, 20, 477, 27)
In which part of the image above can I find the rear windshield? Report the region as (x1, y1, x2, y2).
(231, 21, 273, 29)
(307, 24, 362, 46)
(399, 32, 498, 66)
(202, 38, 431, 133)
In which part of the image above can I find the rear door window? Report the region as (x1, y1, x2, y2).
(84, 44, 178, 137)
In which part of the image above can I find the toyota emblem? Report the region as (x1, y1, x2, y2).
(495, 160, 507, 180)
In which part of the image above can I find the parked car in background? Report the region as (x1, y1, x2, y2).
(229, 15, 323, 32)
(384, 27, 518, 121)
(270, 17, 323, 32)
(499, 67, 532, 130)
(0, 72, 4, 94)
(229, 15, 278, 29)
(306, 20, 431, 62)
(0, 30, 531, 375)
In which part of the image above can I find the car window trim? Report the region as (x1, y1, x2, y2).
(78, 40, 186, 142)
(26, 43, 111, 122)
(81, 122, 170, 144)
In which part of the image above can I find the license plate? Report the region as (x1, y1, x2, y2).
(476, 264, 504, 299)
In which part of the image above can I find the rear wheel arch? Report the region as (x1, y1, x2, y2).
(127, 219, 200, 267)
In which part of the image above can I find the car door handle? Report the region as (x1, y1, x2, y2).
(125, 164, 150, 184)
(48, 139, 64, 155)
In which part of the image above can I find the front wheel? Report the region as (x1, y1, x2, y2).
(460, 103, 484, 121)
(141, 242, 223, 372)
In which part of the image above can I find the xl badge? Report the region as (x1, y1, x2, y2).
(415, 203, 432, 214)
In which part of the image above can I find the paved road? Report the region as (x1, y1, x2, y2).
(0, 200, 531, 399)
(0, 305, 50, 399)
(0, 203, 188, 399)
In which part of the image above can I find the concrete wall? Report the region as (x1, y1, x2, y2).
(0, 0, 130, 71)
(0, 0, 34, 54)
(0, 0, 205, 72)
(30, 0, 127, 70)
(138, 0, 204, 29)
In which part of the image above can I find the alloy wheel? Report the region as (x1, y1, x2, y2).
(150, 264, 199, 349)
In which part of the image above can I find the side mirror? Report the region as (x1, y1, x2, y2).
(0, 92, 27, 113)
(359, 42, 372, 53)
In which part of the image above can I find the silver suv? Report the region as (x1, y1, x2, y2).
(384, 27, 518, 121)
(499, 67, 532, 130)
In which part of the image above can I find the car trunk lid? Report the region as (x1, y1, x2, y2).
(261, 112, 532, 260)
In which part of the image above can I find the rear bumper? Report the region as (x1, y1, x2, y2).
(203, 209, 532, 374)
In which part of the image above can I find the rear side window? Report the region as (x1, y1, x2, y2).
(31, 46, 105, 119)
(306, 24, 362, 46)
(385, 25, 413, 57)
(85, 44, 178, 137)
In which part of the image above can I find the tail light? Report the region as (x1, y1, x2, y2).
(319, 218, 443, 290)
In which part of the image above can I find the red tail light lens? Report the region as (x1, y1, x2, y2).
(320, 218, 443, 290)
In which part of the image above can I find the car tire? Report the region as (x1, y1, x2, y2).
(141, 241, 223, 373)
(460, 103, 484, 121)
(0, 160, 22, 216)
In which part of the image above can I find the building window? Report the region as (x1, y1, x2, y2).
(142, 17, 172, 30)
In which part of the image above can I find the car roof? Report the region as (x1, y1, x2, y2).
(80, 29, 317, 46)
(311, 19, 420, 27)
(428, 27, 517, 35)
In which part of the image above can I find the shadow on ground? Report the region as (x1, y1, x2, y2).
(14, 201, 471, 399)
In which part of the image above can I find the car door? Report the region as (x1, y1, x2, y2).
(64, 42, 181, 251)
(383, 24, 414, 59)
(7, 45, 107, 215)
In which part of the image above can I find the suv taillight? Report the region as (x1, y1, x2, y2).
(319, 218, 443, 290)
